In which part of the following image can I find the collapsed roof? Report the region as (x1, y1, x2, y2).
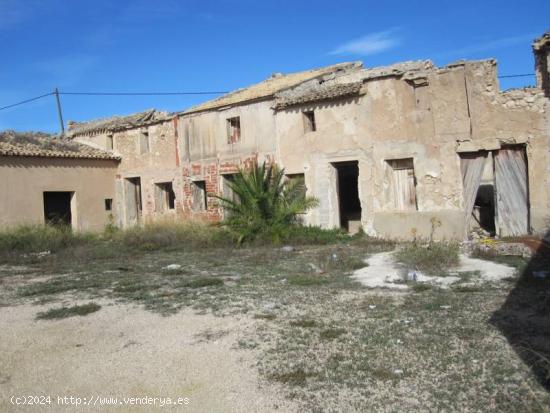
(181, 60, 435, 113)
(64, 60, 452, 129)
(65, 58, 484, 132)
(0, 130, 120, 160)
(274, 60, 434, 109)
(183, 62, 364, 114)
(67, 109, 171, 137)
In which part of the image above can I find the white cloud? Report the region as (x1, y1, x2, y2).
(329, 29, 401, 56)
(437, 33, 538, 58)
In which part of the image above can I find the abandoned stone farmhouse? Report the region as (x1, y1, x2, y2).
(1, 31, 549, 240)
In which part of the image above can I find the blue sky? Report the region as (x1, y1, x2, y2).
(1, 0, 548, 133)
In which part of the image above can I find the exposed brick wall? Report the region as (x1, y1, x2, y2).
(181, 153, 265, 222)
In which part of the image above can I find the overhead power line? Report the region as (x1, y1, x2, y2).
(0, 75, 537, 113)
(59, 91, 229, 96)
(0, 92, 53, 111)
(498, 73, 535, 78)
(0, 90, 228, 112)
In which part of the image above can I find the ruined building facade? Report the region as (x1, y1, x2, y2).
(3, 32, 548, 239)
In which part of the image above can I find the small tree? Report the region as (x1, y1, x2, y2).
(213, 161, 318, 243)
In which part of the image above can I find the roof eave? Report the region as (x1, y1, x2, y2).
(0, 152, 121, 161)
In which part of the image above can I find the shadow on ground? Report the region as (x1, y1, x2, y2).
(490, 231, 550, 390)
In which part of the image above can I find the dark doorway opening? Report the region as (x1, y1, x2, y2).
(462, 146, 529, 238)
(333, 161, 362, 232)
(473, 184, 496, 235)
(43, 192, 73, 227)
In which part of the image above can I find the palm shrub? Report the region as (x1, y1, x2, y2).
(213, 161, 319, 243)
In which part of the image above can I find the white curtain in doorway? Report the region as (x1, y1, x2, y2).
(460, 152, 488, 237)
(494, 147, 529, 236)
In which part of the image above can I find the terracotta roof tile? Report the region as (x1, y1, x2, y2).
(183, 62, 363, 114)
(274, 82, 363, 109)
(0, 131, 120, 160)
(273, 60, 434, 110)
(68, 109, 171, 137)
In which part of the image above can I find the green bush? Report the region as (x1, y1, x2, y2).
(214, 161, 319, 243)
(0, 224, 94, 254)
(182, 277, 224, 288)
(113, 221, 236, 250)
(278, 225, 349, 245)
(411, 283, 432, 292)
(0, 219, 368, 262)
(250, 225, 349, 246)
(394, 243, 460, 276)
(36, 302, 101, 320)
(0, 221, 235, 262)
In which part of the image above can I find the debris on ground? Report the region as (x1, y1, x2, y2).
(308, 263, 325, 274)
(476, 241, 532, 258)
(469, 228, 492, 240)
(163, 264, 182, 271)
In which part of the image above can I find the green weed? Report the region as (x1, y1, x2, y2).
(36, 302, 101, 320)
(394, 243, 460, 276)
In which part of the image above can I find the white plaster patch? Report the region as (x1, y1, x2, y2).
(353, 251, 516, 289)
(452, 254, 516, 281)
(352, 252, 408, 289)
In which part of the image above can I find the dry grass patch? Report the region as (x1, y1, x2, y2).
(319, 327, 346, 340)
(289, 318, 316, 328)
(36, 302, 101, 320)
(394, 243, 459, 275)
(270, 368, 317, 386)
(288, 275, 328, 286)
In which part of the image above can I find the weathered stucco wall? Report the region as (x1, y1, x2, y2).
(463, 60, 550, 234)
(274, 67, 468, 239)
(73, 119, 183, 228)
(181, 99, 277, 161)
(0, 157, 117, 231)
(177, 99, 278, 221)
(274, 60, 549, 240)
(112, 119, 182, 227)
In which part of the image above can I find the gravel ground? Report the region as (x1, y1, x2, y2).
(0, 301, 295, 413)
(1, 242, 548, 412)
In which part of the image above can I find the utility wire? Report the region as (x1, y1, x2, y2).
(498, 73, 535, 78)
(0, 90, 227, 113)
(60, 91, 228, 96)
(0, 75, 537, 112)
(0, 92, 53, 111)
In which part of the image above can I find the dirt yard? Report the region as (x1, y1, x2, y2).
(1, 241, 549, 412)
(0, 302, 291, 412)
